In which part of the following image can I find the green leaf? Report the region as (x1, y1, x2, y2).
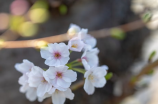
(110, 28, 125, 40)
(148, 51, 156, 62)
(71, 68, 85, 74)
(105, 72, 113, 80)
(59, 4, 67, 15)
(142, 12, 152, 23)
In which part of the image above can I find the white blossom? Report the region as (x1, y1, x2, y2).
(68, 36, 85, 52)
(83, 63, 107, 95)
(101, 65, 109, 70)
(45, 66, 77, 90)
(25, 87, 44, 102)
(40, 43, 70, 66)
(15, 59, 34, 74)
(67, 24, 97, 49)
(18, 73, 30, 93)
(28, 66, 52, 97)
(15, 60, 34, 93)
(79, 29, 97, 49)
(50, 88, 74, 104)
(67, 24, 81, 37)
(81, 48, 99, 67)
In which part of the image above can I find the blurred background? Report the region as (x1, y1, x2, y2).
(0, 0, 158, 104)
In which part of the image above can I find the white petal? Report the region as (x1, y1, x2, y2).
(15, 59, 34, 74)
(28, 66, 44, 87)
(18, 74, 28, 85)
(101, 65, 109, 70)
(82, 59, 90, 70)
(83, 35, 97, 48)
(84, 70, 92, 78)
(26, 87, 37, 102)
(52, 91, 66, 104)
(84, 78, 95, 95)
(68, 37, 84, 52)
(19, 84, 29, 93)
(64, 88, 74, 100)
(60, 47, 70, 57)
(45, 57, 57, 66)
(93, 77, 106, 88)
(40, 48, 52, 59)
(45, 67, 56, 79)
(69, 24, 81, 33)
(55, 85, 67, 91)
(48, 87, 56, 94)
(56, 66, 68, 72)
(63, 70, 77, 82)
(48, 43, 55, 52)
(37, 83, 51, 97)
(92, 67, 107, 77)
(38, 93, 51, 102)
(57, 78, 71, 88)
(60, 57, 70, 65)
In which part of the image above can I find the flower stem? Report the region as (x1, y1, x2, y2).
(67, 60, 78, 65)
(71, 68, 85, 74)
(71, 62, 83, 67)
(69, 50, 72, 54)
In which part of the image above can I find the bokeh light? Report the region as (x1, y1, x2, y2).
(36, 40, 48, 49)
(10, 0, 29, 16)
(18, 22, 38, 37)
(29, 8, 49, 23)
(29, 0, 49, 23)
(10, 15, 25, 31)
(67, 28, 78, 39)
(59, 4, 68, 15)
(0, 13, 10, 31)
(31, 0, 49, 10)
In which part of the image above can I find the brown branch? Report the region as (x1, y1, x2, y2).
(1, 20, 145, 49)
(130, 60, 158, 86)
(111, 60, 158, 104)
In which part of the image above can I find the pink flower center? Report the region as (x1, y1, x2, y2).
(54, 52, 61, 59)
(56, 72, 63, 78)
(82, 57, 88, 62)
(42, 77, 47, 83)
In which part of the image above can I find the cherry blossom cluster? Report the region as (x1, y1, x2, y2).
(15, 24, 109, 104)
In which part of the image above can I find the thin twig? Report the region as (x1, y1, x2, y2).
(1, 20, 145, 49)
(111, 60, 158, 104)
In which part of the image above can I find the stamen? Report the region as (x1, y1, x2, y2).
(82, 57, 88, 62)
(71, 44, 78, 48)
(88, 74, 94, 80)
(56, 72, 63, 78)
(42, 77, 47, 83)
(54, 52, 61, 59)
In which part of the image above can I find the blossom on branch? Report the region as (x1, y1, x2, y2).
(28, 66, 52, 97)
(81, 48, 99, 67)
(83, 63, 107, 95)
(40, 43, 70, 66)
(68, 36, 85, 52)
(50, 88, 74, 104)
(15, 59, 34, 74)
(14, 23, 110, 104)
(45, 66, 77, 90)
(67, 24, 81, 37)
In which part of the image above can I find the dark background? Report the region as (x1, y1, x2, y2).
(0, 0, 150, 104)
